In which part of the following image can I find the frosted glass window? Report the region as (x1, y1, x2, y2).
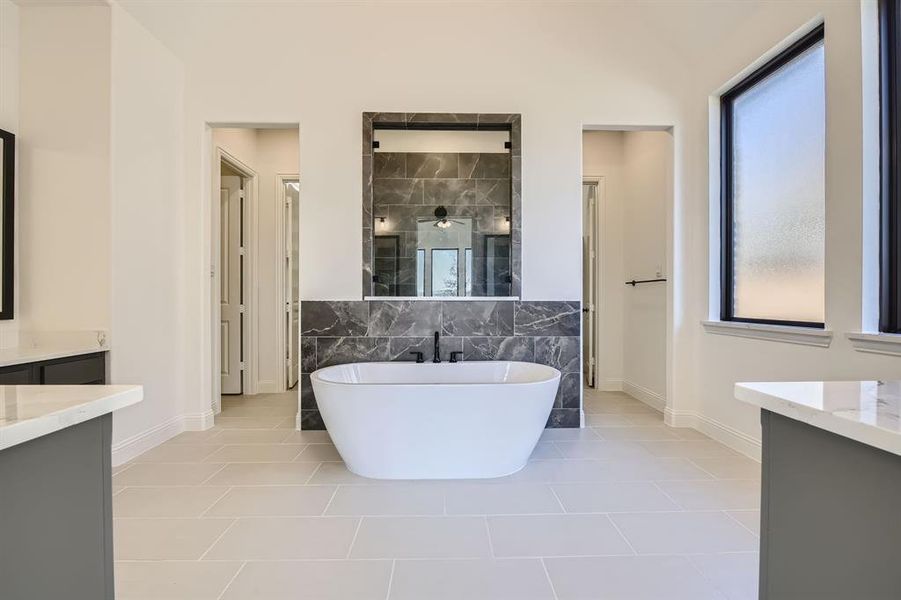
(725, 33, 825, 325)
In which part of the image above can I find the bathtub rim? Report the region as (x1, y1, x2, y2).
(310, 360, 561, 388)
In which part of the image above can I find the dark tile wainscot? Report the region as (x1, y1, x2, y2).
(299, 300, 580, 429)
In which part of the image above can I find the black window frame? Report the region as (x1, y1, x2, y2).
(880, 0, 901, 333)
(720, 23, 826, 329)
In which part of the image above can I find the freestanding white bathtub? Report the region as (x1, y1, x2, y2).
(311, 361, 560, 479)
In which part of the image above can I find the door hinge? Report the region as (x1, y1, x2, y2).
(239, 305, 245, 314)
(239, 190, 245, 199)
(239, 361, 245, 371)
(589, 357, 596, 366)
(239, 247, 246, 256)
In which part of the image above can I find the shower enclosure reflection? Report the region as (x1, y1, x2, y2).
(367, 122, 515, 298)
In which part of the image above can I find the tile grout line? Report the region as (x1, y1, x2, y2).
(198, 518, 240, 561)
(320, 484, 342, 516)
(384, 559, 397, 600)
(197, 463, 230, 486)
(604, 513, 639, 556)
(215, 560, 247, 600)
(483, 515, 495, 558)
(540, 557, 561, 600)
(304, 462, 325, 485)
(345, 517, 364, 559)
(199, 486, 235, 518)
(723, 509, 760, 538)
(651, 481, 686, 510)
(547, 485, 567, 514)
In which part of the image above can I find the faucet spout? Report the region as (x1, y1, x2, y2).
(433, 331, 442, 363)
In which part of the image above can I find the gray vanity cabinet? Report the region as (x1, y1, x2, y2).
(0, 351, 106, 385)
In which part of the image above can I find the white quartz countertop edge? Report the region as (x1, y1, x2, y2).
(735, 382, 901, 457)
(0, 342, 109, 368)
(0, 385, 142, 451)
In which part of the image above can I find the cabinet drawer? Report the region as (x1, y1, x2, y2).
(0, 365, 35, 385)
(41, 354, 106, 385)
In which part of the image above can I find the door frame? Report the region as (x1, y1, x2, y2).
(275, 173, 299, 391)
(582, 176, 604, 389)
(212, 148, 258, 412)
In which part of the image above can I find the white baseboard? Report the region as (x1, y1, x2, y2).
(597, 379, 623, 392)
(183, 409, 216, 431)
(111, 410, 216, 466)
(664, 407, 761, 461)
(622, 380, 666, 412)
(295, 412, 302, 430)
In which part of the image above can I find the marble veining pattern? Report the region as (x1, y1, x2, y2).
(362, 112, 522, 298)
(735, 380, 901, 456)
(300, 299, 580, 429)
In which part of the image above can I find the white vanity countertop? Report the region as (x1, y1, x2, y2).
(735, 380, 901, 457)
(0, 338, 109, 367)
(0, 385, 142, 451)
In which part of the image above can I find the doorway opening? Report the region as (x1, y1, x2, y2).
(581, 127, 673, 416)
(209, 126, 300, 421)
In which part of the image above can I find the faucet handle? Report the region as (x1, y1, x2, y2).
(449, 351, 464, 363)
(409, 351, 425, 364)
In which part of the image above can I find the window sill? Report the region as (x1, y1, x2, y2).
(846, 332, 901, 357)
(701, 320, 833, 348)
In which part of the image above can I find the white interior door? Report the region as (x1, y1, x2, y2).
(582, 181, 598, 388)
(284, 179, 300, 388)
(221, 174, 243, 394)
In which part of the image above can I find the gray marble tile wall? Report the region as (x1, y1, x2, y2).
(362, 113, 522, 298)
(372, 151, 512, 297)
(299, 300, 581, 430)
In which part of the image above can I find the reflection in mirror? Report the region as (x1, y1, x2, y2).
(0, 129, 14, 319)
(370, 128, 512, 297)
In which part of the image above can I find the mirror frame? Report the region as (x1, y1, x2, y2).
(0, 128, 13, 320)
(361, 112, 522, 299)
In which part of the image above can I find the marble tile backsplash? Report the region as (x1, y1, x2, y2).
(299, 300, 581, 430)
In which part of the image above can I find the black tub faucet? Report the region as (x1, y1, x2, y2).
(433, 331, 442, 363)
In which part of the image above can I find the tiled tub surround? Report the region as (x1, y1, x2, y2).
(362, 113, 522, 298)
(372, 151, 512, 297)
(299, 300, 580, 430)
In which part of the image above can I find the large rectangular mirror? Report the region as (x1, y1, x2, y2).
(0, 129, 14, 320)
(362, 113, 521, 299)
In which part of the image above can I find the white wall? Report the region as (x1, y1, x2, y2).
(582, 131, 625, 390)
(212, 127, 299, 394)
(0, 0, 18, 348)
(17, 4, 111, 334)
(582, 131, 669, 403)
(109, 1, 189, 460)
(621, 131, 669, 403)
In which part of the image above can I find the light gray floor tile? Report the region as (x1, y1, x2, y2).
(545, 555, 726, 599)
(113, 486, 229, 518)
(350, 516, 491, 559)
(552, 482, 680, 513)
(445, 483, 563, 515)
(205, 485, 337, 516)
(220, 560, 393, 600)
(325, 484, 445, 516)
(390, 559, 556, 600)
(727, 510, 761, 536)
(690, 456, 761, 479)
(594, 426, 681, 441)
(610, 511, 759, 554)
(203, 516, 359, 560)
(488, 514, 633, 557)
(203, 462, 320, 485)
(113, 463, 227, 486)
(657, 479, 760, 510)
(114, 518, 234, 560)
(690, 552, 759, 600)
(115, 560, 243, 599)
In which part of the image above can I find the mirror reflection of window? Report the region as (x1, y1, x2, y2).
(416, 249, 425, 297)
(431, 249, 459, 297)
